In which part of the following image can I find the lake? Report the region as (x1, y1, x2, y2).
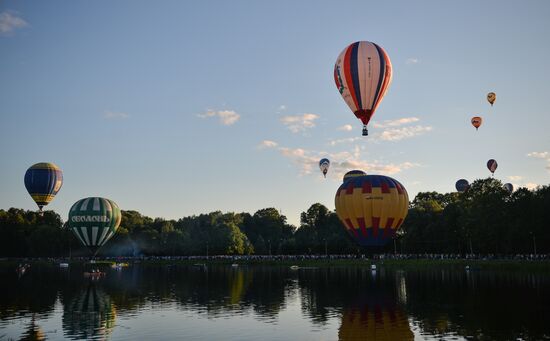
(1, 262, 549, 340)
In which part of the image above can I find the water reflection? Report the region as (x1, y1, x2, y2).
(19, 316, 46, 341)
(62, 280, 116, 340)
(0, 263, 549, 340)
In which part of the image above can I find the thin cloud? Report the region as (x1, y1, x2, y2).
(406, 58, 420, 65)
(198, 109, 240, 126)
(0, 11, 28, 36)
(280, 113, 319, 133)
(103, 110, 129, 120)
(527, 151, 549, 159)
(276, 105, 287, 113)
(507, 175, 523, 182)
(257, 140, 278, 149)
(261, 142, 419, 178)
(527, 151, 550, 172)
(377, 125, 433, 141)
(372, 117, 420, 129)
(328, 136, 362, 146)
(525, 183, 539, 190)
(337, 124, 353, 131)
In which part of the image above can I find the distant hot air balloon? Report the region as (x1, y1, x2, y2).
(335, 171, 408, 246)
(487, 92, 496, 106)
(319, 158, 330, 178)
(455, 179, 470, 192)
(503, 183, 514, 194)
(334, 41, 392, 136)
(487, 159, 498, 176)
(68, 197, 121, 256)
(24, 162, 63, 214)
(471, 116, 482, 130)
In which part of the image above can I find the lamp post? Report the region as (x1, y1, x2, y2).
(530, 232, 537, 256)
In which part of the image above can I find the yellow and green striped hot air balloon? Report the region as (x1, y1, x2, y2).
(68, 197, 121, 256)
(335, 171, 409, 247)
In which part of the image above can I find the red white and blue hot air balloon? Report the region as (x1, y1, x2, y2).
(334, 41, 393, 136)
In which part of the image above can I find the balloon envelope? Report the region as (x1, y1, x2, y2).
(503, 183, 514, 193)
(487, 92, 496, 106)
(24, 162, 63, 211)
(471, 116, 482, 130)
(487, 159, 498, 174)
(68, 197, 121, 255)
(319, 158, 330, 177)
(334, 41, 392, 134)
(335, 172, 408, 247)
(455, 179, 470, 192)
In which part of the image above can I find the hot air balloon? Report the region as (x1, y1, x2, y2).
(335, 171, 408, 246)
(319, 158, 330, 178)
(471, 116, 482, 130)
(24, 162, 63, 214)
(487, 92, 496, 106)
(455, 179, 470, 192)
(503, 183, 514, 193)
(487, 159, 498, 176)
(68, 197, 121, 256)
(334, 41, 392, 136)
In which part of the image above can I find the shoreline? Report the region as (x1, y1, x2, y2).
(3, 255, 550, 272)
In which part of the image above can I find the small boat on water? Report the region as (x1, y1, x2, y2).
(59, 263, 69, 268)
(231, 263, 239, 267)
(83, 270, 106, 278)
(16, 264, 30, 276)
(111, 262, 129, 269)
(290, 265, 300, 270)
(370, 264, 377, 271)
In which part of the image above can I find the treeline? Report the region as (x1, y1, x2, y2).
(0, 204, 357, 257)
(0, 178, 549, 257)
(401, 178, 550, 254)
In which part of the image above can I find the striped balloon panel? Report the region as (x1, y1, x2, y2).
(455, 179, 470, 192)
(319, 158, 330, 174)
(334, 41, 392, 125)
(64, 283, 116, 339)
(68, 197, 121, 250)
(339, 306, 413, 341)
(487, 159, 498, 173)
(335, 175, 408, 246)
(24, 162, 63, 206)
(471, 117, 482, 128)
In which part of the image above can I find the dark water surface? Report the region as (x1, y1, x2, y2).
(1, 262, 549, 340)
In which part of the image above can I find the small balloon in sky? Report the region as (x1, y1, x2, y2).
(319, 158, 330, 178)
(471, 116, 482, 130)
(455, 179, 470, 192)
(487, 159, 498, 175)
(487, 92, 496, 106)
(503, 183, 514, 194)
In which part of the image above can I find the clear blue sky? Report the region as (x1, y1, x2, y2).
(1, 0, 549, 226)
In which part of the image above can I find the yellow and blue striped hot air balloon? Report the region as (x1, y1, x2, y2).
(335, 171, 409, 247)
(24, 162, 63, 213)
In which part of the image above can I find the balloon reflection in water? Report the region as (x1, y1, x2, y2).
(62, 281, 116, 340)
(338, 297, 413, 341)
(20, 316, 46, 341)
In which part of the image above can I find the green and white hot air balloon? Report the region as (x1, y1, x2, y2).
(68, 197, 121, 256)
